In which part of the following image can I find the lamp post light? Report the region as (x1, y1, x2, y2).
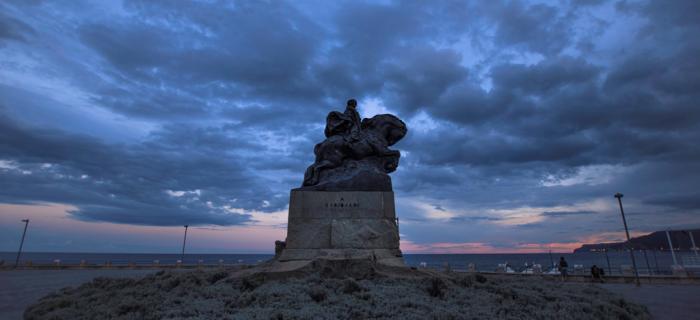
(14, 219, 30, 268)
(614, 193, 640, 286)
(181, 225, 189, 264)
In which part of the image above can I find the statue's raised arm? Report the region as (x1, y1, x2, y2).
(299, 98, 407, 191)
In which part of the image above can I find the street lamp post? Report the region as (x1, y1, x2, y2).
(14, 219, 30, 268)
(643, 250, 651, 275)
(603, 248, 612, 275)
(652, 248, 660, 274)
(614, 193, 640, 286)
(181, 225, 189, 264)
(666, 230, 678, 266)
(689, 231, 698, 257)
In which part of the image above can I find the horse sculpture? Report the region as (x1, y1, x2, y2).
(300, 105, 407, 191)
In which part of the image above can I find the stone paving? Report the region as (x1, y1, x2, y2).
(0, 269, 155, 319)
(600, 283, 700, 320)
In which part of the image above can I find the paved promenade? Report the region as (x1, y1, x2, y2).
(0, 269, 155, 319)
(600, 283, 700, 320)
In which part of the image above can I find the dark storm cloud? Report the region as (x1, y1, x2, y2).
(449, 216, 502, 222)
(644, 193, 700, 211)
(570, 0, 607, 7)
(490, 56, 600, 95)
(389, 0, 700, 243)
(0, 114, 286, 226)
(1, 0, 700, 246)
(541, 210, 596, 217)
(307, 2, 471, 113)
(493, 1, 572, 55)
(74, 0, 326, 118)
(514, 222, 544, 229)
(412, 49, 699, 169)
(0, 11, 35, 42)
(382, 46, 469, 113)
(640, 0, 700, 29)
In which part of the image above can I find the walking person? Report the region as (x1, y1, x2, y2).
(558, 257, 569, 281)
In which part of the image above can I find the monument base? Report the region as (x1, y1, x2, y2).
(278, 248, 405, 267)
(280, 190, 404, 267)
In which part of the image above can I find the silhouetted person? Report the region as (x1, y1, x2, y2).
(558, 257, 569, 280)
(591, 264, 602, 282)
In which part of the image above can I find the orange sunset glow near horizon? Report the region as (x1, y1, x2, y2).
(1, 202, 650, 255)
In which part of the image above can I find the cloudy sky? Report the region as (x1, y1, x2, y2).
(1, 0, 699, 254)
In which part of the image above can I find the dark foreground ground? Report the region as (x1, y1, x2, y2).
(5, 264, 653, 320)
(1, 267, 695, 319)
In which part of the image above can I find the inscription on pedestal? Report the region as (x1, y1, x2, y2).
(325, 198, 359, 208)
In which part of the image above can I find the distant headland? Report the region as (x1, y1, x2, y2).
(574, 229, 700, 253)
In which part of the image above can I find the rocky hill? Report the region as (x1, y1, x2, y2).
(574, 229, 700, 252)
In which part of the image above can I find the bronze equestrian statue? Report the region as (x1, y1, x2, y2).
(299, 99, 407, 191)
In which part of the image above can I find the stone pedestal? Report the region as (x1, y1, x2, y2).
(279, 190, 404, 267)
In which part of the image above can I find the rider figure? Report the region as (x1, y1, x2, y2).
(344, 99, 361, 141)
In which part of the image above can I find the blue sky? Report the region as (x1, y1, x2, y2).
(1, 0, 699, 253)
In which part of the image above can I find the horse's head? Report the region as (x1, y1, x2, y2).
(361, 114, 407, 146)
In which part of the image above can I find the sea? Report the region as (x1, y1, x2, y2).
(1, 250, 693, 275)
